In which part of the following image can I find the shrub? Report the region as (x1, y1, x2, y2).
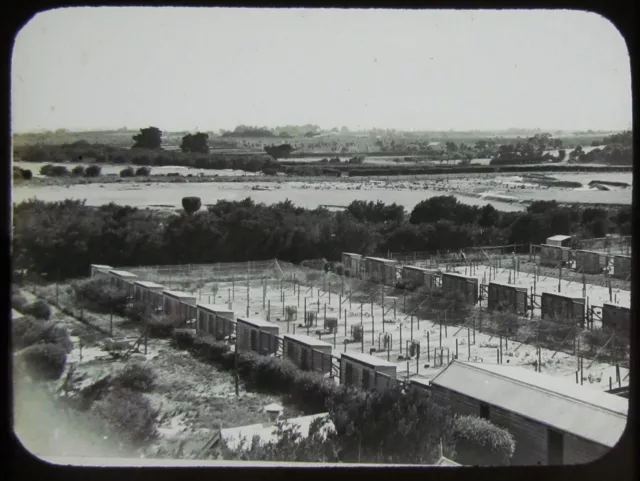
(120, 167, 135, 178)
(124, 301, 150, 323)
(71, 165, 86, 176)
(85, 165, 102, 177)
(12, 315, 73, 353)
(72, 277, 128, 315)
(147, 316, 175, 339)
(171, 328, 196, 349)
(91, 387, 159, 444)
(22, 300, 52, 320)
(40, 164, 70, 177)
(113, 362, 156, 392)
(451, 414, 515, 466)
(16, 343, 68, 381)
(135, 166, 151, 176)
(11, 289, 29, 311)
(182, 196, 202, 214)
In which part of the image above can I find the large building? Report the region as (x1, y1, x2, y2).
(428, 360, 628, 465)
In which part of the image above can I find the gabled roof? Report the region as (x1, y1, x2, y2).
(430, 361, 628, 448)
(365, 256, 398, 264)
(547, 235, 572, 242)
(541, 291, 585, 301)
(488, 280, 528, 291)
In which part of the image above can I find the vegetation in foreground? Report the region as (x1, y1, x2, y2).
(12, 196, 631, 282)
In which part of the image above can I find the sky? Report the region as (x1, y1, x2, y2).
(11, 8, 632, 133)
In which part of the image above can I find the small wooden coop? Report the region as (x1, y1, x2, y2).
(363, 257, 399, 286)
(341, 252, 363, 278)
(574, 250, 607, 275)
(601, 303, 631, 333)
(612, 255, 631, 280)
(196, 303, 235, 339)
(162, 290, 197, 326)
(133, 280, 165, 308)
(283, 334, 333, 374)
(340, 352, 397, 392)
(402, 265, 439, 291)
(540, 292, 586, 327)
(90, 264, 112, 278)
(108, 269, 139, 295)
(487, 281, 528, 315)
(441, 272, 479, 305)
(236, 317, 280, 355)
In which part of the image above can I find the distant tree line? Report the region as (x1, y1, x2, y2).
(12, 196, 631, 282)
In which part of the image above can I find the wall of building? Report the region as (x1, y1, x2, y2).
(540, 245, 567, 267)
(601, 304, 631, 332)
(487, 284, 527, 314)
(575, 251, 604, 274)
(563, 433, 611, 465)
(613, 256, 631, 280)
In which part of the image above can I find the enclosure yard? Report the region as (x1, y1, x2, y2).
(124, 258, 631, 394)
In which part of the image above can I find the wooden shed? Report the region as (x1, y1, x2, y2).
(441, 272, 479, 305)
(409, 376, 432, 395)
(340, 352, 397, 391)
(428, 360, 628, 465)
(612, 255, 631, 280)
(402, 265, 439, 291)
(133, 280, 165, 308)
(540, 292, 586, 327)
(539, 244, 571, 268)
(236, 317, 280, 355)
(601, 303, 631, 333)
(283, 334, 333, 374)
(108, 269, 138, 295)
(162, 290, 197, 326)
(363, 257, 399, 286)
(487, 281, 528, 315)
(341, 252, 363, 278)
(196, 303, 235, 339)
(575, 250, 607, 274)
(90, 264, 112, 278)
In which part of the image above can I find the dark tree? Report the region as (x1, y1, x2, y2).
(409, 196, 461, 224)
(21, 169, 33, 180)
(120, 167, 135, 178)
(71, 165, 85, 177)
(85, 165, 102, 177)
(132, 127, 162, 150)
(180, 132, 210, 154)
(182, 197, 202, 215)
(478, 204, 500, 228)
(135, 166, 151, 176)
(265, 144, 294, 161)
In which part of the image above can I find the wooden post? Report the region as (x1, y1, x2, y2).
(609, 376, 612, 390)
(334, 328, 337, 348)
(558, 266, 562, 293)
(616, 364, 621, 387)
(232, 276, 235, 300)
(455, 338, 458, 359)
(468, 328, 471, 359)
(399, 324, 403, 354)
(234, 349, 239, 397)
(410, 316, 414, 342)
(539, 347, 542, 373)
(317, 298, 320, 313)
(267, 300, 271, 322)
(439, 315, 442, 348)
(427, 332, 430, 362)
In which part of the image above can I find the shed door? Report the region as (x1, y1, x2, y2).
(362, 369, 371, 390)
(301, 348, 309, 370)
(345, 363, 353, 385)
(547, 428, 564, 465)
(466, 281, 477, 304)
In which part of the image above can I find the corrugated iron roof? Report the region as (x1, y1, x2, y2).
(430, 361, 628, 447)
(109, 269, 138, 278)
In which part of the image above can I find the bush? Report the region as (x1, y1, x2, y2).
(40, 164, 70, 177)
(120, 167, 135, 178)
(20, 168, 33, 180)
(182, 196, 202, 214)
(147, 316, 175, 339)
(135, 166, 151, 176)
(12, 315, 73, 353)
(22, 300, 52, 320)
(11, 289, 29, 311)
(451, 414, 515, 466)
(91, 387, 159, 444)
(72, 277, 128, 315)
(113, 362, 156, 392)
(85, 165, 102, 177)
(16, 343, 68, 381)
(171, 328, 196, 349)
(124, 301, 150, 323)
(71, 165, 85, 177)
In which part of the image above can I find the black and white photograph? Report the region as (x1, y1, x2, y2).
(10, 7, 632, 467)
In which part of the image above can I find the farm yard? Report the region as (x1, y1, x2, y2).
(118, 247, 631, 395)
(11, 170, 633, 212)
